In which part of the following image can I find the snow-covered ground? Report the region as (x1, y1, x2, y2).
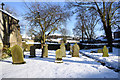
(0, 49, 119, 78)
(80, 47, 120, 71)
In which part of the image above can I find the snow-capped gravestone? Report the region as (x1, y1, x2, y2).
(60, 43, 66, 57)
(72, 43, 80, 57)
(55, 49, 63, 63)
(29, 46, 36, 58)
(102, 45, 109, 57)
(68, 45, 72, 55)
(42, 44, 48, 58)
(97, 49, 103, 53)
(11, 45, 26, 64)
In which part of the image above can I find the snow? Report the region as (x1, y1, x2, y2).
(114, 28, 120, 33)
(66, 40, 79, 43)
(26, 42, 41, 44)
(49, 33, 62, 36)
(80, 47, 120, 71)
(0, 49, 119, 78)
(82, 43, 108, 45)
(114, 38, 120, 41)
(0, 9, 18, 20)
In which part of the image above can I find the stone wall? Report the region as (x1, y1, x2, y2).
(0, 10, 22, 52)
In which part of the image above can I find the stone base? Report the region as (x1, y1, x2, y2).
(72, 55, 79, 57)
(29, 56, 36, 58)
(62, 56, 66, 57)
(40, 56, 48, 58)
(12, 61, 26, 64)
(55, 60, 63, 63)
(102, 55, 109, 57)
(43, 56, 48, 58)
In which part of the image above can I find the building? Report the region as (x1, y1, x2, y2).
(114, 28, 120, 42)
(114, 28, 120, 39)
(0, 8, 22, 52)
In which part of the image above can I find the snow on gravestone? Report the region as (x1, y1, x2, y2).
(42, 44, 48, 58)
(29, 46, 36, 58)
(11, 45, 26, 64)
(97, 49, 103, 53)
(102, 45, 109, 57)
(60, 43, 66, 57)
(72, 43, 80, 57)
(55, 49, 63, 63)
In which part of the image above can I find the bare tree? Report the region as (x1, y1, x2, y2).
(67, 1, 120, 52)
(24, 2, 71, 57)
(59, 27, 69, 43)
(73, 8, 98, 41)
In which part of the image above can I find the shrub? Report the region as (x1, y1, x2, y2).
(2, 45, 11, 56)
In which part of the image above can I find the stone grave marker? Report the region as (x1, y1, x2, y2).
(72, 43, 80, 57)
(11, 45, 26, 64)
(55, 49, 63, 63)
(60, 43, 66, 57)
(68, 45, 72, 55)
(29, 46, 36, 58)
(42, 44, 48, 58)
(66, 42, 70, 51)
(102, 45, 109, 57)
(97, 49, 103, 53)
(0, 43, 2, 59)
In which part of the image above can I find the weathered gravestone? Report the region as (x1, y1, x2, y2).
(68, 45, 72, 55)
(29, 46, 36, 58)
(55, 49, 63, 63)
(11, 45, 26, 64)
(0, 43, 3, 59)
(66, 42, 70, 51)
(97, 49, 103, 53)
(42, 44, 48, 58)
(60, 43, 66, 57)
(72, 43, 80, 57)
(102, 45, 109, 57)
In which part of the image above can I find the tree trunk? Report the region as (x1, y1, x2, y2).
(41, 33, 46, 58)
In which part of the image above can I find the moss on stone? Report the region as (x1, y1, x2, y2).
(60, 43, 66, 57)
(55, 49, 63, 63)
(11, 45, 26, 64)
(97, 49, 103, 53)
(102, 45, 109, 57)
(72, 43, 80, 57)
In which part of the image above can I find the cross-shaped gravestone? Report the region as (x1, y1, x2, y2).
(1, 3, 5, 10)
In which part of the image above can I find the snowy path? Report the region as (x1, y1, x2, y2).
(80, 47, 120, 71)
(0, 49, 118, 78)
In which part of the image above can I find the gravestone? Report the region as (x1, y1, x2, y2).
(72, 43, 80, 57)
(55, 49, 63, 63)
(68, 45, 72, 55)
(102, 45, 109, 57)
(0, 43, 2, 59)
(66, 42, 70, 51)
(97, 49, 103, 53)
(60, 43, 66, 57)
(11, 45, 26, 64)
(29, 46, 36, 58)
(42, 44, 48, 58)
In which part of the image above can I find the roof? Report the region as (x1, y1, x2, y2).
(114, 28, 120, 33)
(0, 8, 18, 21)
